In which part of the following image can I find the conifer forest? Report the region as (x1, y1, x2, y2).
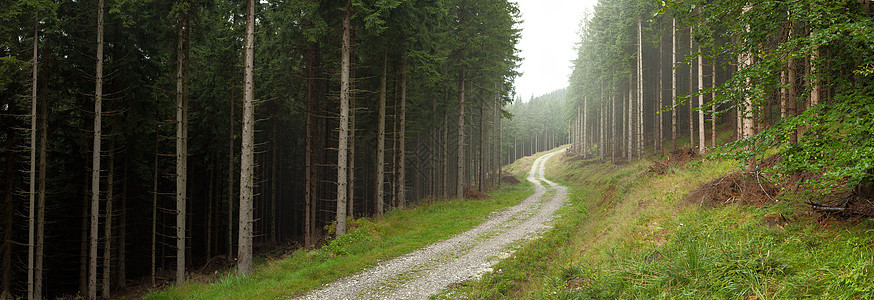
(2, 0, 874, 298)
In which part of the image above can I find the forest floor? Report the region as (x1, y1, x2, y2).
(443, 142, 874, 299)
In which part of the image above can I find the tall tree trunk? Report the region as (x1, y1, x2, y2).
(237, 0, 256, 275)
(583, 95, 587, 158)
(442, 100, 449, 197)
(151, 97, 159, 285)
(741, 5, 755, 170)
(175, 9, 188, 285)
(809, 50, 820, 107)
(228, 16, 238, 257)
(711, 52, 717, 148)
(671, 18, 678, 150)
(637, 18, 644, 159)
(396, 60, 406, 209)
(375, 53, 386, 217)
(698, 44, 705, 153)
(688, 26, 695, 150)
(348, 93, 356, 218)
(611, 83, 616, 163)
(36, 33, 48, 298)
(2, 129, 13, 298)
(335, 0, 351, 237)
(271, 114, 278, 243)
(28, 11, 39, 300)
(304, 43, 314, 246)
(456, 69, 465, 199)
(478, 100, 484, 191)
(118, 158, 126, 291)
(658, 35, 664, 155)
(89, 0, 106, 297)
(103, 141, 114, 299)
(787, 23, 798, 144)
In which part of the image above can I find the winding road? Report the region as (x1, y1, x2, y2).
(296, 149, 568, 300)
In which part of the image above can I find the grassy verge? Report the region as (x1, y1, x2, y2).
(143, 181, 533, 299)
(448, 149, 874, 299)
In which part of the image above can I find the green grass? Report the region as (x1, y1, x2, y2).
(142, 181, 534, 299)
(447, 148, 874, 299)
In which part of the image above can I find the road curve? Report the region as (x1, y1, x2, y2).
(296, 149, 568, 300)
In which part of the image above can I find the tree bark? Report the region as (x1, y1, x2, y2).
(711, 52, 717, 148)
(2, 128, 13, 298)
(688, 26, 695, 150)
(335, 0, 351, 237)
(658, 34, 664, 155)
(237, 0, 256, 275)
(637, 18, 644, 159)
(698, 44, 705, 153)
(28, 11, 39, 300)
(175, 8, 188, 285)
(376, 53, 387, 217)
(396, 60, 406, 208)
(671, 18, 678, 150)
(457, 69, 466, 199)
(103, 141, 114, 299)
(89, 0, 105, 297)
(304, 42, 314, 246)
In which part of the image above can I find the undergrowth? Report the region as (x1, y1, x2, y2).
(447, 147, 874, 299)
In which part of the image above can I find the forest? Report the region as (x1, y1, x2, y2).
(0, 0, 523, 298)
(3, 0, 874, 298)
(566, 0, 874, 192)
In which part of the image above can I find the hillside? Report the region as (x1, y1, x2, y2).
(444, 144, 874, 299)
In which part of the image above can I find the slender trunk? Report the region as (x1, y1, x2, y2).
(118, 159, 127, 291)
(711, 52, 717, 148)
(396, 60, 406, 208)
(28, 11, 39, 300)
(810, 50, 820, 107)
(237, 0, 256, 275)
(2, 130, 14, 297)
(741, 6, 755, 170)
(348, 93, 356, 218)
(304, 43, 314, 246)
(271, 116, 278, 242)
(89, 0, 105, 297)
(36, 33, 47, 298)
(688, 26, 695, 150)
(228, 17, 237, 257)
(335, 0, 351, 237)
(497, 102, 503, 186)
(658, 35, 664, 155)
(103, 142, 114, 299)
(787, 23, 798, 144)
(626, 76, 631, 159)
(637, 18, 644, 159)
(376, 53, 386, 217)
(442, 101, 448, 197)
(478, 100, 484, 191)
(150, 92, 158, 286)
(457, 69, 465, 199)
(611, 83, 616, 163)
(206, 155, 213, 258)
(174, 9, 188, 285)
(698, 44, 705, 153)
(671, 18, 677, 150)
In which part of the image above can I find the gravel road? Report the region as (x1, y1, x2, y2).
(296, 149, 568, 300)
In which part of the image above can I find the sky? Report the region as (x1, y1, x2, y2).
(511, 0, 599, 101)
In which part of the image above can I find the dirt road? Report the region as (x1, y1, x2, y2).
(296, 149, 568, 300)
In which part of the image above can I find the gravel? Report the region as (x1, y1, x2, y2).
(295, 149, 568, 300)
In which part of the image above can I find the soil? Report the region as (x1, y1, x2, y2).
(648, 147, 699, 175)
(463, 187, 492, 199)
(500, 175, 521, 185)
(683, 171, 780, 207)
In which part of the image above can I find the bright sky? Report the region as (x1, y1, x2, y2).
(512, 0, 599, 101)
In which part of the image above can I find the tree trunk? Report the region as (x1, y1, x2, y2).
(787, 23, 798, 144)
(304, 42, 314, 247)
(89, 0, 105, 297)
(376, 53, 387, 217)
(335, 0, 351, 237)
(118, 159, 126, 291)
(348, 92, 356, 218)
(711, 52, 717, 148)
(2, 129, 13, 298)
(151, 93, 159, 286)
(28, 11, 39, 300)
(658, 35, 664, 155)
(688, 26, 695, 150)
(457, 69, 466, 199)
(103, 141, 114, 299)
(478, 100, 484, 191)
(228, 17, 238, 257)
(698, 44, 705, 153)
(442, 102, 449, 198)
(810, 50, 820, 107)
(741, 6, 755, 170)
(671, 18, 677, 150)
(637, 18, 644, 159)
(175, 9, 188, 285)
(396, 60, 406, 208)
(237, 0, 256, 275)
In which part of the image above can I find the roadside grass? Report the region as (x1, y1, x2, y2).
(142, 180, 534, 299)
(448, 147, 874, 299)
